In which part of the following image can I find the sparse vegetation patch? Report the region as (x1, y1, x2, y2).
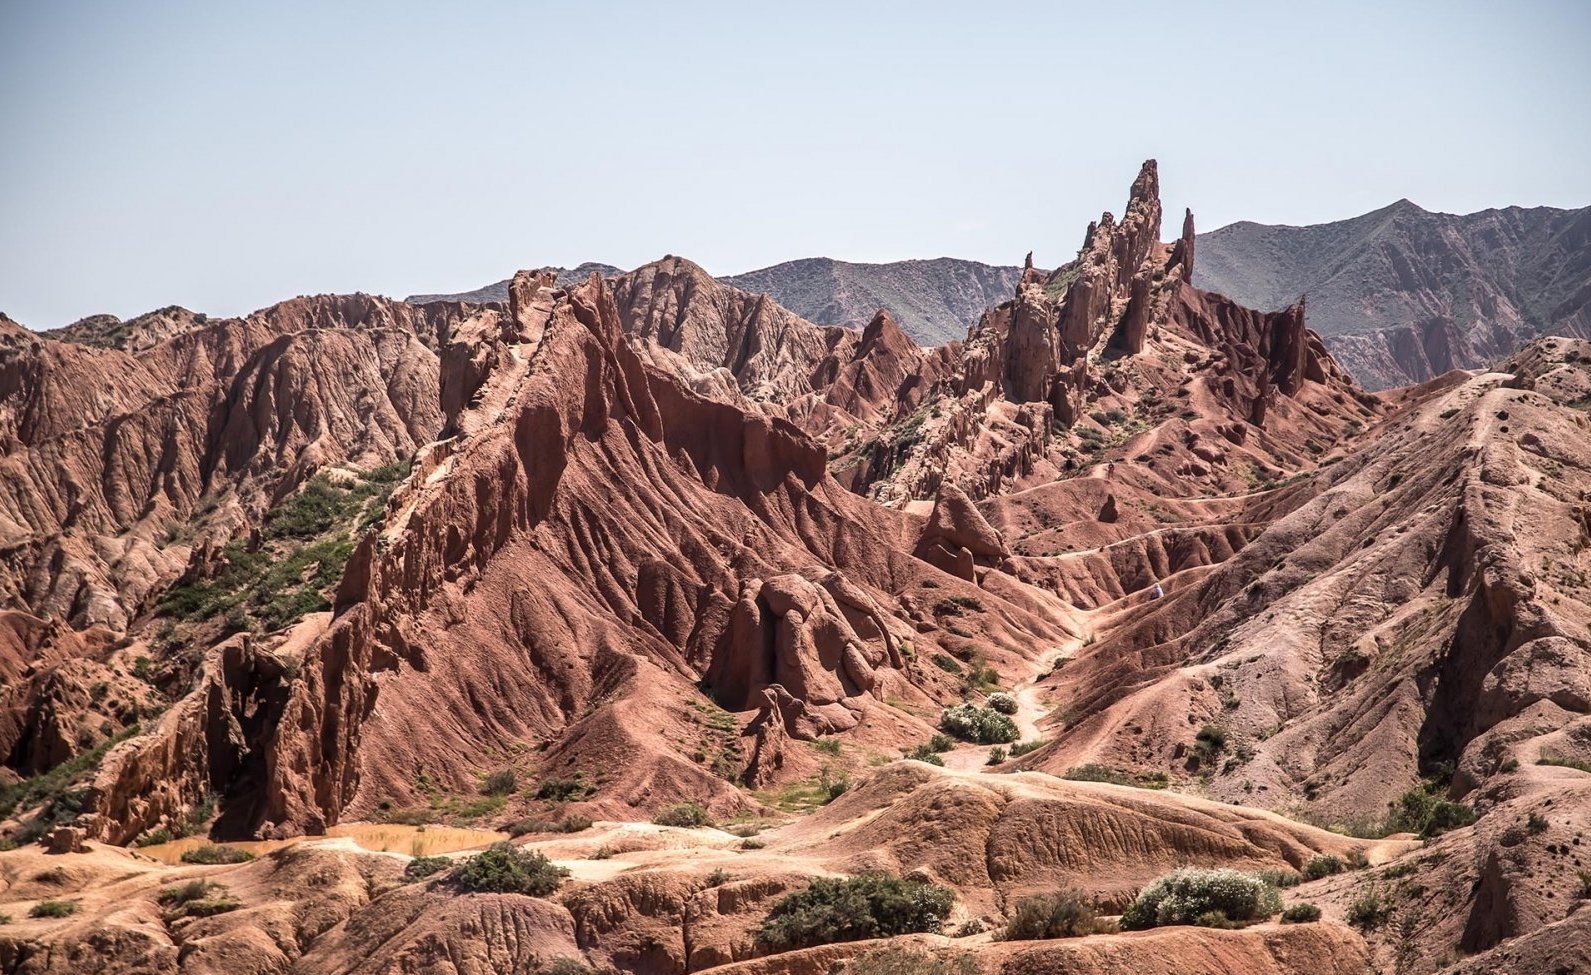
(757, 873, 954, 951)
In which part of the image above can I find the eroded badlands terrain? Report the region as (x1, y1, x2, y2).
(0, 163, 1587, 974)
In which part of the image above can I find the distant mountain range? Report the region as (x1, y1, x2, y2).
(721, 257, 1023, 346)
(408, 257, 1022, 348)
(407, 200, 1590, 390)
(406, 263, 622, 305)
(1196, 200, 1591, 389)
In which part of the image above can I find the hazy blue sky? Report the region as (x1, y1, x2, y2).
(2, 0, 1587, 328)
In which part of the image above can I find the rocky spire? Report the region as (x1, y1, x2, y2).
(1111, 159, 1163, 292)
(1020, 249, 1044, 287)
(1169, 208, 1196, 280)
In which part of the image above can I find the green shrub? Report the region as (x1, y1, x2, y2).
(1193, 724, 1227, 758)
(453, 843, 568, 896)
(986, 747, 1007, 766)
(939, 703, 1018, 745)
(1001, 889, 1100, 940)
(535, 775, 592, 802)
(932, 595, 983, 615)
(482, 770, 517, 796)
(960, 662, 1002, 694)
(179, 844, 255, 865)
(507, 814, 593, 837)
(264, 475, 355, 540)
(903, 745, 945, 765)
(1193, 909, 1243, 928)
(931, 654, 963, 674)
(1063, 764, 1132, 786)
(158, 879, 240, 919)
(653, 802, 709, 828)
(1537, 753, 1591, 773)
(1258, 868, 1303, 888)
(1303, 854, 1344, 880)
(1346, 883, 1395, 929)
(1386, 785, 1475, 838)
(158, 880, 210, 906)
(1120, 868, 1281, 930)
(986, 692, 1018, 715)
(1009, 740, 1045, 757)
(1282, 902, 1322, 923)
(757, 873, 954, 951)
(927, 733, 955, 753)
(28, 900, 76, 919)
(403, 855, 452, 881)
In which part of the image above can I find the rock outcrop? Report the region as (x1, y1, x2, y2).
(839, 159, 1368, 506)
(165, 271, 1070, 838)
(0, 294, 479, 629)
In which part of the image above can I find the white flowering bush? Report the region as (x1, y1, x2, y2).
(1120, 868, 1282, 929)
(986, 692, 1018, 715)
(940, 703, 1019, 744)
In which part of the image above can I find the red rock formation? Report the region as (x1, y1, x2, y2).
(843, 159, 1369, 508)
(0, 295, 481, 629)
(178, 272, 1070, 837)
(1, 161, 1576, 975)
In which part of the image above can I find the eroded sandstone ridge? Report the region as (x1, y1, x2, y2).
(828, 160, 1369, 506)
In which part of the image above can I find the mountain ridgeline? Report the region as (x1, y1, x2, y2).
(409, 200, 1589, 391)
(1196, 199, 1591, 389)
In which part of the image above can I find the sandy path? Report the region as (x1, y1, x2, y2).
(940, 639, 1081, 771)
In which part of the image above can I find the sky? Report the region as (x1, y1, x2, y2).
(2, 0, 1588, 328)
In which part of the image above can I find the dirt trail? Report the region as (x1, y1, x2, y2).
(136, 823, 507, 864)
(940, 638, 1082, 771)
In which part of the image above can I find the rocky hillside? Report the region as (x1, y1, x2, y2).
(1197, 200, 1591, 389)
(0, 164, 1587, 975)
(723, 257, 1023, 346)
